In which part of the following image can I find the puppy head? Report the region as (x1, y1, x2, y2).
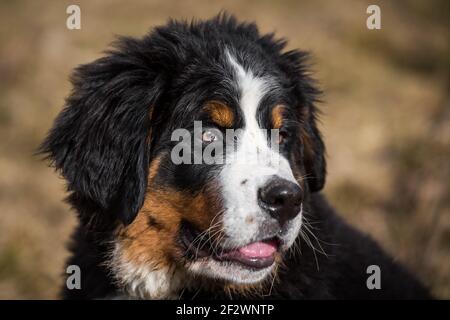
(42, 15, 325, 298)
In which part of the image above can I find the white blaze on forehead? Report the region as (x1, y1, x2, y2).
(226, 51, 271, 126)
(225, 51, 277, 166)
(220, 52, 300, 247)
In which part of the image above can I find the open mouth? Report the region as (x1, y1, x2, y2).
(180, 221, 279, 270)
(214, 239, 278, 268)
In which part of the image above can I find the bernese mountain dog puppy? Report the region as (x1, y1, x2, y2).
(41, 14, 431, 299)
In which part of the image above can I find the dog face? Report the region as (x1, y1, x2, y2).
(41, 15, 325, 298)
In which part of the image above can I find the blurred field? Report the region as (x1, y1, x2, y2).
(0, 0, 448, 299)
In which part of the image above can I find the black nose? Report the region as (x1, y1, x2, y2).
(258, 178, 303, 228)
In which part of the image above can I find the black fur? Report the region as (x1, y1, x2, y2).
(41, 14, 431, 299)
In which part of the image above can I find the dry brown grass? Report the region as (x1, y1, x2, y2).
(0, 0, 448, 299)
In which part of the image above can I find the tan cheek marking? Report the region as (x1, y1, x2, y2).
(204, 101, 234, 128)
(153, 183, 222, 232)
(118, 157, 222, 268)
(148, 156, 161, 182)
(271, 105, 285, 129)
(117, 157, 176, 267)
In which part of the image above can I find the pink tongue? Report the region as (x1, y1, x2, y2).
(238, 241, 277, 258)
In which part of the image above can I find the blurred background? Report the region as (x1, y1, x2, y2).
(0, 0, 448, 299)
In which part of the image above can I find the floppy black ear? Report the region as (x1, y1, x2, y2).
(40, 37, 165, 225)
(276, 49, 326, 192)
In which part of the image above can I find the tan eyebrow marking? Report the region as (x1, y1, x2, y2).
(271, 104, 285, 129)
(203, 101, 235, 128)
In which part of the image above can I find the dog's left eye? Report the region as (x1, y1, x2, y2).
(278, 132, 287, 144)
(276, 130, 288, 145)
(202, 130, 218, 143)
